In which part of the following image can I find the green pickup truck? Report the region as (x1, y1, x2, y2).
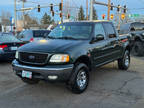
(12, 21, 131, 94)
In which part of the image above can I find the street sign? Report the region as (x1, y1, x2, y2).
(129, 14, 140, 18)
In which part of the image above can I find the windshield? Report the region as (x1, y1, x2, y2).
(48, 23, 93, 40)
(0, 35, 20, 42)
(17, 30, 32, 39)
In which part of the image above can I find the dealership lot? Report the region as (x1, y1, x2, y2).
(0, 57, 144, 108)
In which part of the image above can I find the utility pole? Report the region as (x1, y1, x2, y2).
(22, 0, 25, 29)
(14, 0, 17, 33)
(90, 0, 93, 21)
(61, 0, 63, 23)
(107, 0, 111, 20)
(86, 0, 88, 20)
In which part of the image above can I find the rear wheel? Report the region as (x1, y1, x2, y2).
(132, 41, 144, 56)
(67, 63, 89, 94)
(118, 50, 130, 70)
(22, 78, 39, 84)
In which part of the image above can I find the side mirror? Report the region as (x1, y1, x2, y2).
(95, 34, 104, 41)
(90, 34, 104, 44)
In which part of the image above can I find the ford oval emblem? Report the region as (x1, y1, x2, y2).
(29, 55, 35, 60)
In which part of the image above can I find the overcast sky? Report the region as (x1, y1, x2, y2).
(0, 0, 143, 21)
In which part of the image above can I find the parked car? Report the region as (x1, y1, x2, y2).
(0, 35, 24, 61)
(0, 32, 14, 36)
(12, 21, 131, 94)
(16, 30, 51, 43)
(119, 22, 144, 56)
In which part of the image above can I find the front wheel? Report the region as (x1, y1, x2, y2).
(67, 63, 89, 94)
(118, 50, 130, 70)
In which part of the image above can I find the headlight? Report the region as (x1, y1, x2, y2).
(49, 54, 70, 63)
(15, 51, 19, 59)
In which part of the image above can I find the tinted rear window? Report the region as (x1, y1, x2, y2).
(33, 31, 50, 37)
(0, 35, 20, 42)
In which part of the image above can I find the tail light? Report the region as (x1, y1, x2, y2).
(20, 44, 24, 47)
(0, 45, 8, 50)
(30, 38, 34, 42)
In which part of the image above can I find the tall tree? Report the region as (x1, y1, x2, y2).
(22, 14, 38, 28)
(41, 13, 54, 25)
(78, 6, 85, 20)
(93, 7, 98, 20)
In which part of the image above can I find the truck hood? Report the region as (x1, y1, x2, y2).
(18, 39, 87, 53)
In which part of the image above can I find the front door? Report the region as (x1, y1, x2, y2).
(103, 22, 122, 60)
(90, 23, 109, 66)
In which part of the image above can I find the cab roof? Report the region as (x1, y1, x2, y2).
(63, 20, 110, 23)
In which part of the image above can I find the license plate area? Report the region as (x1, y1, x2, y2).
(11, 47, 18, 50)
(22, 70, 32, 79)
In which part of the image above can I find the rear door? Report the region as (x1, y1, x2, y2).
(90, 23, 110, 66)
(103, 22, 122, 60)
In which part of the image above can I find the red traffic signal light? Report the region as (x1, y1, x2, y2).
(121, 13, 125, 20)
(38, 5, 40, 12)
(102, 14, 106, 19)
(13, 26, 16, 30)
(67, 14, 70, 19)
(60, 13, 62, 18)
(110, 14, 114, 20)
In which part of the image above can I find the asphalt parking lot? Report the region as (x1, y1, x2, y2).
(0, 56, 144, 108)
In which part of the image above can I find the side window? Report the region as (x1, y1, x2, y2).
(94, 23, 105, 40)
(103, 23, 116, 38)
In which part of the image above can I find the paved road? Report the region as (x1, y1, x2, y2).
(0, 57, 144, 108)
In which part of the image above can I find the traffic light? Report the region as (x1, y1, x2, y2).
(67, 14, 70, 19)
(124, 5, 127, 13)
(50, 4, 53, 12)
(38, 5, 40, 12)
(60, 13, 62, 18)
(52, 11, 54, 17)
(110, 14, 114, 20)
(59, 3, 63, 11)
(110, 3, 113, 10)
(102, 14, 106, 19)
(121, 13, 125, 20)
(117, 5, 120, 12)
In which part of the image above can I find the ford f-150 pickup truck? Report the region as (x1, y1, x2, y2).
(12, 21, 131, 94)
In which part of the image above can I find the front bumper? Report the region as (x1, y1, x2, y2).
(12, 60, 74, 82)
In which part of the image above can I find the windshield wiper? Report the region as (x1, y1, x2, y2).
(57, 36, 78, 40)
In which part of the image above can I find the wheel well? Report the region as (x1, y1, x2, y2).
(74, 56, 91, 71)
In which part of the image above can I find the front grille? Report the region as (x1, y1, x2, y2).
(19, 52, 48, 65)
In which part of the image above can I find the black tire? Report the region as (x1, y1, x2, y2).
(22, 78, 39, 84)
(118, 50, 130, 70)
(67, 63, 89, 94)
(132, 41, 144, 56)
